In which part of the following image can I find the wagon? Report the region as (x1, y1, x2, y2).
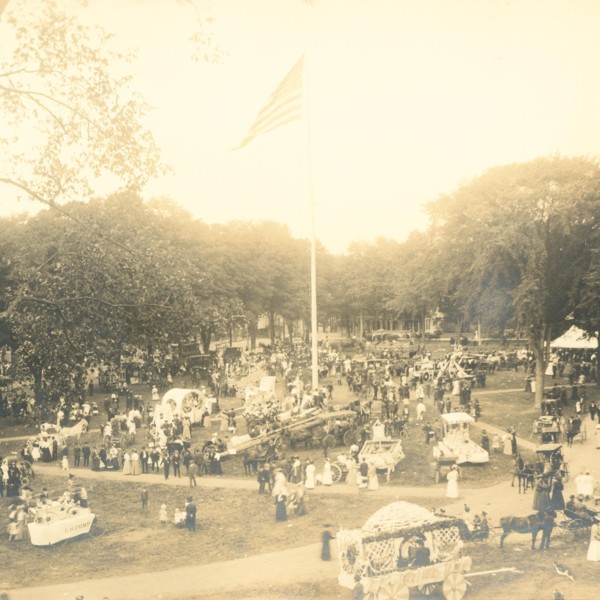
(337, 501, 471, 600)
(532, 415, 560, 444)
(554, 508, 596, 542)
(565, 416, 586, 444)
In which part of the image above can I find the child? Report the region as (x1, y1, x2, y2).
(141, 488, 148, 509)
(159, 503, 168, 525)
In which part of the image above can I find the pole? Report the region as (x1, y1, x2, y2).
(310, 192, 318, 392)
(304, 56, 318, 393)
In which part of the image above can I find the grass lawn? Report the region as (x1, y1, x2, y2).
(2, 472, 597, 600)
(0, 472, 448, 589)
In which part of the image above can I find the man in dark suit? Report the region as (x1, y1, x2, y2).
(359, 458, 369, 488)
(185, 497, 197, 532)
(139, 447, 149, 474)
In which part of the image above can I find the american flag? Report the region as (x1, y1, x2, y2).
(238, 55, 303, 149)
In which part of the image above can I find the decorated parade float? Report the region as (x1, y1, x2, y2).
(337, 501, 471, 600)
(358, 419, 405, 481)
(433, 412, 489, 465)
(27, 495, 96, 546)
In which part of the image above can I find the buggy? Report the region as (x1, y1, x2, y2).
(554, 507, 597, 542)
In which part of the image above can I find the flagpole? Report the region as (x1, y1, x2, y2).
(304, 51, 319, 394)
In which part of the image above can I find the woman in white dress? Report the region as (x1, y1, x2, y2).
(446, 464, 459, 498)
(131, 449, 141, 475)
(587, 522, 600, 561)
(304, 461, 316, 489)
(367, 462, 379, 491)
(502, 434, 512, 456)
(322, 459, 333, 486)
(122, 450, 132, 475)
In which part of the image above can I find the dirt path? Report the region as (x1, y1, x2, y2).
(6, 541, 339, 600)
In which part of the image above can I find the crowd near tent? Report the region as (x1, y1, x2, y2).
(550, 326, 598, 350)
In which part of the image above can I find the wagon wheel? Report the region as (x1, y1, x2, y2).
(119, 433, 128, 448)
(377, 580, 409, 600)
(330, 462, 343, 483)
(272, 435, 284, 452)
(417, 582, 440, 595)
(322, 433, 337, 449)
(443, 572, 467, 600)
(343, 429, 357, 446)
(562, 518, 587, 542)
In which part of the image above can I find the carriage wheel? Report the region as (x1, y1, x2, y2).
(343, 429, 357, 446)
(378, 580, 409, 600)
(562, 519, 587, 542)
(443, 572, 467, 600)
(330, 462, 343, 483)
(417, 582, 439, 595)
(273, 435, 284, 452)
(323, 434, 337, 449)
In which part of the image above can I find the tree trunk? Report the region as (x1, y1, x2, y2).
(200, 327, 212, 354)
(359, 313, 364, 338)
(248, 320, 257, 350)
(268, 311, 276, 347)
(32, 366, 43, 403)
(531, 327, 547, 409)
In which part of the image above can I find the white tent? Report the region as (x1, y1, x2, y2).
(550, 326, 598, 349)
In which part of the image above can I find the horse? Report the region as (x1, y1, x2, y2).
(499, 513, 543, 548)
(283, 428, 314, 451)
(514, 463, 536, 493)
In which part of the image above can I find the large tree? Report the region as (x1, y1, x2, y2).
(428, 156, 600, 405)
(0, 0, 161, 209)
(1, 195, 205, 400)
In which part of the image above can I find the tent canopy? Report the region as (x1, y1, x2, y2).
(550, 326, 597, 349)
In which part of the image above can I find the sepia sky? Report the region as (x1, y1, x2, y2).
(3, 0, 600, 254)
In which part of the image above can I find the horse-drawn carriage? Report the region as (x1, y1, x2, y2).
(565, 416, 586, 445)
(337, 501, 472, 600)
(499, 504, 596, 548)
(532, 415, 561, 444)
(279, 408, 361, 451)
(225, 408, 360, 464)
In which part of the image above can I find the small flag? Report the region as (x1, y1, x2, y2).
(238, 55, 303, 149)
